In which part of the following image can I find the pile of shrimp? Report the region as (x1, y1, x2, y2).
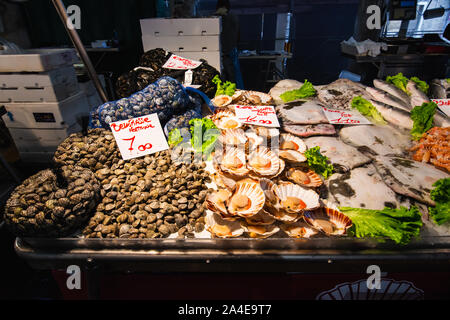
(410, 127, 450, 172)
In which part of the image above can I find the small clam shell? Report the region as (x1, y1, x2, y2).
(303, 208, 352, 236)
(280, 221, 318, 238)
(247, 147, 280, 177)
(219, 129, 247, 146)
(212, 95, 233, 108)
(242, 222, 280, 239)
(228, 180, 265, 218)
(286, 167, 323, 188)
(278, 149, 307, 163)
(219, 148, 249, 177)
(272, 182, 320, 213)
(206, 213, 244, 238)
(245, 209, 276, 225)
(280, 134, 307, 153)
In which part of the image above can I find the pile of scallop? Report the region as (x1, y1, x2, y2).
(204, 111, 353, 239)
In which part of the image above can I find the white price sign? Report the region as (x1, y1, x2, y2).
(109, 114, 169, 160)
(162, 54, 202, 70)
(233, 105, 280, 127)
(431, 99, 450, 118)
(322, 106, 372, 125)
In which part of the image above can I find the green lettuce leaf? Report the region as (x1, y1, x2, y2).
(168, 128, 183, 147)
(386, 73, 410, 94)
(304, 146, 334, 179)
(212, 75, 236, 97)
(410, 76, 429, 95)
(429, 178, 450, 225)
(189, 118, 220, 159)
(351, 96, 386, 125)
(279, 80, 317, 103)
(339, 206, 422, 245)
(410, 102, 437, 140)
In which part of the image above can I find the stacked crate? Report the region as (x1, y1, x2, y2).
(140, 17, 222, 72)
(0, 49, 90, 162)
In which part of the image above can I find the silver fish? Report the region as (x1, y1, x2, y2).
(407, 80, 430, 108)
(434, 112, 450, 127)
(373, 79, 411, 106)
(430, 79, 449, 99)
(369, 99, 413, 130)
(365, 87, 411, 112)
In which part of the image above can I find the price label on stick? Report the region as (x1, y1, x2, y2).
(431, 99, 450, 118)
(234, 105, 280, 128)
(162, 54, 202, 70)
(322, 106, 372, 125)
(109, 114, 169, 160)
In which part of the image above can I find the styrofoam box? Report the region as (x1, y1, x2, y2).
(2, 91, 89, 129)
(0, 67, 80, 103)
(170, 51, 222, 72)
(0, 49, 79, 73)
(142, 35, 220, 53)
(140, 17, 221, 37)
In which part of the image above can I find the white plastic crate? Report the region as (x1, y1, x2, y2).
(142, 35, 220, 53)
(140, 17, 221, 37)
(0, 67, 79, 102)
(0, 48, 79, 72)
(2, 91, 89, 129)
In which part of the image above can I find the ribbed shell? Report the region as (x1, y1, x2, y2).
(303, 208, 352, 236)
(280, 134, 307, 153)
(247, 147, 281, 177)
(245, 91, 274, 105)
(219, 128, 247, 146)
(280, 221, 319, 238)
(212, 95, 232, 108)
(245, 131, 264, 149)
(265, 206, 302, 223)
(286, 168, 323, 188)
(213, 110, 242, 129)
(206, 213, 244, 238)
(259, 178, 277, 205)
(205, 189, 232, 217)
(245, 209, 276, 226)
(219, 147, 249, 177)
(211, 172, 237, 191)
(279, 149, 307, 163)
(227, 181, 265, 218)
(242, 223, 280, 239)
(272, 182, 320, 213)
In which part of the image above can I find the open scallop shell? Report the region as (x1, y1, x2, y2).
(286, 167, 323, 188)
(259, 178, 277, 205)
(245, 209, 276, 225)
(272, 182, 320, 213)
(212, 95, 232, 108)
(219, 128, 247, 146)
(228, 180, 265, 218)
(211, 172, 237, 191)
(280, 134, 307, 153)
(245, 91, 274, 105)
(280, 221, 319, 238)
(206, 213, 244, 238)
(254, 127, 280, 139)
(303, 208, 352, 236)
(219, 147, 249, 177)
(247, 147, 281, 177)
(245, 131, 264, 150)
(242, 223, 280, 239)
(265, 206, 302, 223)
(231, 90, 245, 103)
(213, 110, 242, 130)
(279, 149, 307, 163)
(205, 189, 232, 217)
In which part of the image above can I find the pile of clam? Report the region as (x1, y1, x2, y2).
(204, 124, 353, 239)
(4, 166, 100, 237)
(211, 90, 274, 109)
(83, 150, 211, 239)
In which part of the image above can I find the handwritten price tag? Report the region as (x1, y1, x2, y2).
(109, 114, 169, 160)
(162, 54, 202, 70)
(233, 105, 280, 128)
(322, 106, 372, 125)
(431, 99, 450, 118)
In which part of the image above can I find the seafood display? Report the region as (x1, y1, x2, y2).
(317, 78, 372, 110)
(277, 100, 329, 124)
(410, 127, 450, 172)
(269, 79, 303, 105)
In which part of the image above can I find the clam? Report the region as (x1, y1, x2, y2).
(280, 221, 319, 238)
(272, 182, 320, 213)
(219, 147, 249, 177)
(303, 208, 352, 236)
(212, 95, 233, 108)
(247, 147, 281, 177)
(245, 209, 276, 226)
(228, 180, 265, 218)
(242, 222, 280, 239)
(280, 134, 307, 153)
(278, 149, 307, 163)
(219, 129, 247, 146)
(206, 213, 244, 238)
(285, 167, 323, 188)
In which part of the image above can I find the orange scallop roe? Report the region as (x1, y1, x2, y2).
(223, 119, 239, 129)
(290, 170, 311, 184)
(211, 224, 233, 237)
(281, 140, 299, 151)
(281, 196, 306, 211)
(223, 156, 244, 170)
(251, 156, 272, 170)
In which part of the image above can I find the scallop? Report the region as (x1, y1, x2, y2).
(254, 127, 280, 139)
(265, 205, 301, 223)
(279, 149, 307, 163)
(247, 147, 281, 177)
(206, 213, 244, 238)
(219, 147, 249, 177)
(245, 91, 274, 105)
(280, 221, 319, 238)
(245, 209, 276, 226)
(211, 172, 237, 191)
(205, 189, 231, 217)
(228, 180, 265, 218)
(213, 110, 242, 130)
(280, 134, 307, 153)
(303, 208, 352, 236)
(272, 182, 320, 213)
(245, 131, 264, 150)
(286, 167, 323, 188)
(242, 223, 280, 239)
(212, 95, 233, 108)
(219, 129, 247, 146)
(259, 178, 277, 205)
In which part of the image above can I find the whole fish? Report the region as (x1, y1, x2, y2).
(434, 112, 450, 127)
(430, 79, 449, 99)
(407, 80, 430, 108)
(365, 87, 411, 112)
(369, 99, 413, 130)
(373, 79, 411, 106)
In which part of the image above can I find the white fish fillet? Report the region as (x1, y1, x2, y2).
(283, 124, 336, 137)
(305, 136, 371, 172)
(373, 156, 449, 206)
(373, 79, 411, 106)
(339, 125, 412, 157)
(277, 99, 328, 124)
(369, 99, 413, 130)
